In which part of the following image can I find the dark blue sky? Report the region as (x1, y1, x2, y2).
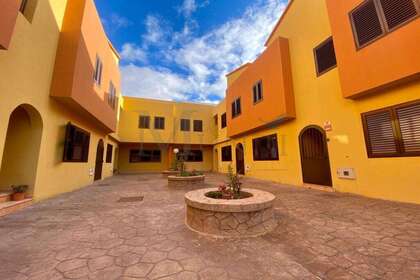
(94, 0, 286, 102)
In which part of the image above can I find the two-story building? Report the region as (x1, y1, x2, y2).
(0, 0, 121, 205)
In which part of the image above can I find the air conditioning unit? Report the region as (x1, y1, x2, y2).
(337, 168, 356, 180)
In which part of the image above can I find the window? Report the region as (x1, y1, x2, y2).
(362, 100, 420, 158)
(178, 150, 203, 162)
(252, 134, 279, 161)
(253, 81, 263, 103)
(139, 116, 150, 129)
(154, 117, 165, 130)
(194, 120, 203, 132)
(232, 98, 241, 118)
(214, 114, 218, 125)
(63, 123, 90, 162)
(314, 37, 337, 76)
(106, 144, 113, 163)
(221, 113, 227, 128)
(129, 150, 161, 162)
(108, 82, 117, 109)
(221, 146, 232, 161)
(20, 0, 29, 13)
(180, 119, 190, 131)
(350, 0, 419, 49)
(19, 0, 38, 22)
(94, 55, 103, 85)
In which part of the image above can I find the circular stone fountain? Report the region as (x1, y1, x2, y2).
(185, 188, 276, 237)
(168, 175, 205, 187)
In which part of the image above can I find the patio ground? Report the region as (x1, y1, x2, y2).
(0, 173, 419, 280)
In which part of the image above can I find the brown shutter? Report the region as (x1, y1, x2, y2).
(363, 110, 398, 156)
(378, 0, 419, 30)
(351, 0, 385, 47)
(396, 102, 420, 154)
(314, 37, 337, 75)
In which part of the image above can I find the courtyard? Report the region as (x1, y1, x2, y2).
(0, 173, 419, 280)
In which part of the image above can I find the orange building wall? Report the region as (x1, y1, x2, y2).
(226, 37, 295, 137)
(325, 0, 420, 98)
(0, 0, 21, 49)
(50, 0, 120, 133)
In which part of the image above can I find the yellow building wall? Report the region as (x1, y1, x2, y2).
(0, 0, 118, 201)
(118, 144, 169, 173)
(119, 97, 216, 145)
(217, 0, 420, 204)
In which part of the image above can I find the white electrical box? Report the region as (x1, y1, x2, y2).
(337, 168, 356, 180)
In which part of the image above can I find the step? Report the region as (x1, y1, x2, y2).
(0, 198, 33, 217)
(0, 192, 12, 203)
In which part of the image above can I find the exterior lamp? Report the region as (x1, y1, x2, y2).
(173, 148, 179, 154)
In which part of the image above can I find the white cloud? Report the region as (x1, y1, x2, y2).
(110, 13, 132, 29)
(120, 43, 148, 63)
(121, 64, 193, 101)
(178, 0, 197, 17)
(121, 0, 287, 103)
(142, 15, 169, 46)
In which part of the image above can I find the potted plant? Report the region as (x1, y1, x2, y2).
(11, 185, 28, 201)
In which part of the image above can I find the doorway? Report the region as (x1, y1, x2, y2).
(299, 126, 332, 186)
(94, 139, 104, 181)
(0, 104, 43, 196)
(235, 143, 245, 175)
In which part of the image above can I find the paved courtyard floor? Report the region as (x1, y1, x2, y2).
(0, 173, 419, 280)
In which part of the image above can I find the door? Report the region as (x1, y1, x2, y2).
(235, 143, 245, 175)
(299, 126, 332, 186)
(94, 139, 104, 181)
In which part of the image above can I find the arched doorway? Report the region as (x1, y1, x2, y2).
(0, 104, 43, 196)
(94, 139, 104, 181)
(299, 126, 332, 186)
(235, 143, 245, 175)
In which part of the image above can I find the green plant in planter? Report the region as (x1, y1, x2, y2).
(11, 185, 28, 193)
(227, 165, 242, 199)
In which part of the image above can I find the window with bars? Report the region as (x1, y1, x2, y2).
(253, 81, 263, 103)
(221, 113, 227, 129)
(94, 55, 103, 85)
(106, 144, 113, 163)
(221, 146, 232, 161)
(139, 116, 150, 129)
(193, 120, 203, 132)
(314, 37, 337, 76)
(252, 134, 279, 161)
(129, 150, 161, 162)
(180, 119, 190, 131)
(362, 100, 420, 158)
(350, 0, 419, 49)
(63, 123, 90, 162)
(232, 98, 241, 118)
(177, 150, 203, 162)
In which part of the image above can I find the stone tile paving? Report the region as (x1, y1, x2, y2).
(0, 173, 419, 280)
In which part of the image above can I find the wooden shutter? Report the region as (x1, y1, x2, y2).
(396, 102, 420, 154)
(363, 110, 398, 157)
(351, 0, 385, 47)
(378, 0, 419, 30)
(314, 37, 337, 75)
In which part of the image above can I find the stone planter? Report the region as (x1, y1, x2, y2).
(185, 188, 276, 238)
(168, 175, 205, 187)
(161, 170, 180, 178)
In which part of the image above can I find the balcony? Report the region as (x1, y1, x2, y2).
(326, 0, 420, 98)
(50, 0, 120, 133)
(226, 37, 295, 138)
(0, 0, 21, 50)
